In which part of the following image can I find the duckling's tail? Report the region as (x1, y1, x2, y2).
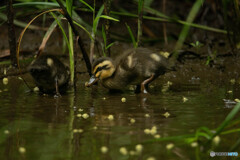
(158, 51, 176, 71)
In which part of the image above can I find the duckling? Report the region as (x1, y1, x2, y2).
(28, 55, 70, 95)
(86, 48, 173, 93)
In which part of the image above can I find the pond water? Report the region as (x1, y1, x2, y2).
(0, 72, 239, 160)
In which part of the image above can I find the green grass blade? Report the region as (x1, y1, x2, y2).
(230, 137, 240, 151)
(172, 0, 203, 61)
(144, 134, 195, 143)
(93, 5, 104, 34)
(92, 6, 119, 35)
(175, 0, 203, 50)
(78, 0, 94, 12)
(102, 25, 107, 48)
(66, 0, 74, 85)
(0, 12, 43, 30)
(66, 0, 73, 14)
(93, 15, 119, 34)
(106, 42, 115, 49)
(50, 12, 72, 60)
(99, 15, 119, 22)
(0, 2, 59, 11)
(211, 102, 240, 139)
(72, 20, 92, 40)
(221, 128, 240, 135)
(110, 10, 226, 34)
(125, 23, 137, 48)
(38, 16, 60, 55)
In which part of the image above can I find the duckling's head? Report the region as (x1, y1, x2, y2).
(86, 57, 115, 86)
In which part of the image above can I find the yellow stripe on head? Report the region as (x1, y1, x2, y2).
(92, 59, 115, 79)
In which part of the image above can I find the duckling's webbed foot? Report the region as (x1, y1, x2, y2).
(141, 74, 155, 94)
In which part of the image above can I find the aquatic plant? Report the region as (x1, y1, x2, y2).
(126, 23, 137, 48)
(144, 102, 240, 156)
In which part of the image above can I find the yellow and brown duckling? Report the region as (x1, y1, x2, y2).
(86, 48, 173, 93)
(28, 55, 70, 95)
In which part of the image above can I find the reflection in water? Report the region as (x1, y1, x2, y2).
(0, 76, 239, 160)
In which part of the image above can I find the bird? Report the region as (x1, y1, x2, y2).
(85, 47, 173, 93)
(28, 55, 70, 95)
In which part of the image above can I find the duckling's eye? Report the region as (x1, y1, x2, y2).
(94, 65, 109, 75)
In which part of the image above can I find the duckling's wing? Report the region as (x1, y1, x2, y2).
(132, 48, 170, 77)
(116, 48, 138, 71)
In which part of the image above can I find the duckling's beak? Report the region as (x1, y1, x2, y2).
(85, 75, 99, 87)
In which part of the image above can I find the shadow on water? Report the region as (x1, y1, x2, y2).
(0, 73, 239, 160)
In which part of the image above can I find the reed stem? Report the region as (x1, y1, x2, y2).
(103, 0, 112, 56)
(56, 0, 92, 76)
(137, 0, 144, 47)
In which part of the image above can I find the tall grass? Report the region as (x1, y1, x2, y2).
(103, 0, 112, 56)
(137, 0, 144, 46)
(126, 23, 137, 48)
(66, 0, 75, 85)
(172, 0, 203, 61)
(102, 25, 115, 56)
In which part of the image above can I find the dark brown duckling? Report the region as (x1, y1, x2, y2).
(28, 55, 70, 95)
(86, 48, 173, 93)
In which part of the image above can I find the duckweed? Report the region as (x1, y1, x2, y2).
(33, 87, 39, 92)
(160, 51, 170, 58)
(150, 126, 157, 135)
(101, 146, 108, 153)
(234, 99, 240, 103)
(227, 90, 233, 93)
(4, 130, 9, 134)
(78, 108, 84, 112)
(154, 134, 161, 138)
(18, 147, 26, 154)
(191, 142, 198, 147)
(183, 97, 188, 103)
(73, 129, 83, 133)
(230, 79, 236, 84)
(130, 118, 136, 124)
(119, 147, 128, 155)
(108, 115, 114, 121)
(166, 143, 174, 150)
(135, 144, 143, 152)
(145, 113, 150, 118)
(3, 77, 8, 85)
(76, 114, 82, 117)
(82, 113, 89, 119)
(144, 129, 151, 134)
(147, 157, 156, 160)
(121, 97, 126, 102)
(213, 136, 220, 145)
(163, 112, 170, 118)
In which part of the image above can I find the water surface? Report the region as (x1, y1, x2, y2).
(0, 74, 239, 160)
